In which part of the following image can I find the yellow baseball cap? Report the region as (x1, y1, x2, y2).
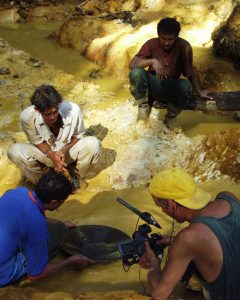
(149, 168, 212, 210)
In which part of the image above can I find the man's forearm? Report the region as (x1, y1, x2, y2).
(129, 56, 155, 69)
(35, 142, 52, 156)
(188, 67, 202, 95)
(61, 137, 79, 155)
(148, 267, 162, 294)
(29, 258, 75, 281)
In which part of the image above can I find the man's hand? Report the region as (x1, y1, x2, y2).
(197, 89, 213, 100)
(48, 150, 67, 172)
(140, 241, 161, 270)
(152, 59, 167, 80)
(68, 254, 96, 268)
(64, 221, 77, 229)
(156, 234, 173, 248)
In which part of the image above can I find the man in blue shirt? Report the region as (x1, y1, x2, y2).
(0, 172, 95, 286)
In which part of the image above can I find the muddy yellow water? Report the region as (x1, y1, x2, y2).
(0, 23, 128, 98)
(1, 22, 240, 299)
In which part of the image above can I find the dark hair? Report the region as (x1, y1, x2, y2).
(31, 84, 63, 112)
(35, 171, 72, 203)
(157, 17, 181, 36)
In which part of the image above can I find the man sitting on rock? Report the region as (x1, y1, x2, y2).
(8, 84, 102, 190)
(129, 17, 211, 129)
(142, 168, 240, 300)
(0, 172, 95, 287)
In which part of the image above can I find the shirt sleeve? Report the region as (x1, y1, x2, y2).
(135, 40, 153, 59)
(24, 239, 48, 276)
(72, 104, 85, 139)
(20, 110, 44, 145)
(23, 219, 49, 277)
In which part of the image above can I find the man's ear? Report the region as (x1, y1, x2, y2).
(167, 199, 177, 210)
(44, 199, 58, 209)
(49, 200, 58, 204)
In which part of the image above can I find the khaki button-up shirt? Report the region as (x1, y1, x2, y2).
(20, 101, 85, 151)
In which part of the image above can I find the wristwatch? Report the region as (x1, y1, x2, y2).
(45, 149, 51, 157)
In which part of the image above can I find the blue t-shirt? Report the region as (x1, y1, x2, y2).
(0, 187, 48, 286)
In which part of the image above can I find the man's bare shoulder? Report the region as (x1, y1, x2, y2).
(174, 223, 214, 247)
(216, 191, 239, 201)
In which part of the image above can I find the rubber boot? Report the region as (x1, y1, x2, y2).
(164, 116, 177, 130)
(68, 162, 88, 191)
(137, 103, 151, 121)
(164, 103, 181, 130)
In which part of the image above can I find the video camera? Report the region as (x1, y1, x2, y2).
(116, 198, 164, 267)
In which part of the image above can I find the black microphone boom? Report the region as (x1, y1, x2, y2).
(116, 198, 161, 229)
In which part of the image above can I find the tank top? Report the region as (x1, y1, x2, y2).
(191, 192, 240, 300)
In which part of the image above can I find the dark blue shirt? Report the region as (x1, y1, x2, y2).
(0, 187, 48, 286)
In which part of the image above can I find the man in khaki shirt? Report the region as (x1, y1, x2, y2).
(8, 84, 102, 190)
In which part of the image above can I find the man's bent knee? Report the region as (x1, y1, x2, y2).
(129, 67, 147, 81)
(177, 80, 192, 96)
(8, 143, 23, 162)
(79, 136, 102, 158)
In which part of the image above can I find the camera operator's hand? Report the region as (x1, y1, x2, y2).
(140, 241, 161, 271)
(68, 254, 96, 269)
(156, 234, 172, 248)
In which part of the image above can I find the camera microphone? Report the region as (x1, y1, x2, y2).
(116, 198, 161, 229)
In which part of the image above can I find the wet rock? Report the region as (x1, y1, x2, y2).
(100, 11, 135, 25)
(0, 67, 11, 75)
(73, 4, 83, 16)
(17, 17, 26, 23)
(89, 68, 102, 79)
(79, 0, 140, 16)
(212, 4, 240, 68)
(32, 61, 42, 68)
(36, 0, 44, 5)
(29, 57, 38, 63)
(17, 91, 29, 100)
(0, 79, 7, 85)
(18, 8, 28, 18)
(20, 1, 29, 9)
(233, 112, 240, 121)
(54, 16, 104, 54)
(28, 57, 42, 68)
(13, 73, 19, 78)
(0, 39, 7, 48)
(0, 286, 40, 300)
(0, 7, 21, 23)
(26, 4, 76, 23)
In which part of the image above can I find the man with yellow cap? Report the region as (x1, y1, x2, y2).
(143, 167, 240, 300)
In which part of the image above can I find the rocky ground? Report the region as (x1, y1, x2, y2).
(2, 37, 240, 192)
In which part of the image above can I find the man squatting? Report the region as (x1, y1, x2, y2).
(129, 17, 212, 129)
(8, 84, 102, 190)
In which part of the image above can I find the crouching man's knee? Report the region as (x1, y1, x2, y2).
(82, 136, 102, 163)
(129, 67, 147, 81)
(8, 143, 23, 162)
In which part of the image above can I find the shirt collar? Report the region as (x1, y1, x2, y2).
(30, 191, 45, 213)
(35, 102, 70, 126)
